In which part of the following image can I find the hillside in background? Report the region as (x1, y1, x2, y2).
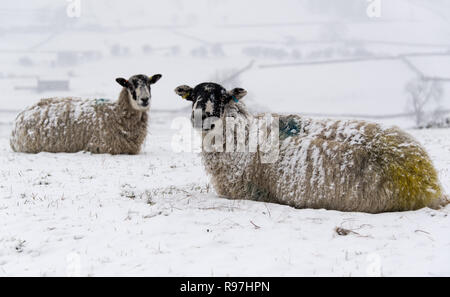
(1, 1, 450, 277)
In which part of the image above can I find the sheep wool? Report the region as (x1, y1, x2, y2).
(202, 101, 447, 213)
(10, 88, 148, 155)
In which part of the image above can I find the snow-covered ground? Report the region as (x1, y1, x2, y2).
(1, 0, 450, 277)
(0, 112, 449, 277)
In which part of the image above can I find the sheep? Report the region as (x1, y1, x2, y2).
(10, 74, 162, 155)
(174, 82, 448, 213)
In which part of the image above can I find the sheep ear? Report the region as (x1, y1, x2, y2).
(227, 88, 248, 102)
(149, 74, 162, 84)
(116, 78, 129, 88)
(174, 85, 194, 101)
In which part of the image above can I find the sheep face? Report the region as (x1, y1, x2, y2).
(174, 82, 247, 130)
(116, 74, 162, 111)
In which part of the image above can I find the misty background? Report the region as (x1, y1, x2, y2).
(1, 0, 450, 128)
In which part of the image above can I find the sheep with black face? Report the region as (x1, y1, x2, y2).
(175, 82, 448, 213)
(11, 74, 162, 154)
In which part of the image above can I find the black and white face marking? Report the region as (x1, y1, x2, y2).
(174, 82, 247, 130)
(116, 74, 162, 111)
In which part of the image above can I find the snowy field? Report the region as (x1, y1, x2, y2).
(1, 0, 450, 276)
(0, 112, 449, 277)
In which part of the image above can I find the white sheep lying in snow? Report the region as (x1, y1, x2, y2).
(11, 74, 162, 154)
(175, 82, 448, 213)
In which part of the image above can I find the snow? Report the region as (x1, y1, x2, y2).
(0, 112, 449, 276)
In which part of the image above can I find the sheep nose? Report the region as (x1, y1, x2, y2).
(141, 98, 149, 106)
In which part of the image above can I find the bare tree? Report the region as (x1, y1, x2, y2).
(209, 61, 254, 89)
(405, 78, 443, 127)
(210, 68, 242, 90)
